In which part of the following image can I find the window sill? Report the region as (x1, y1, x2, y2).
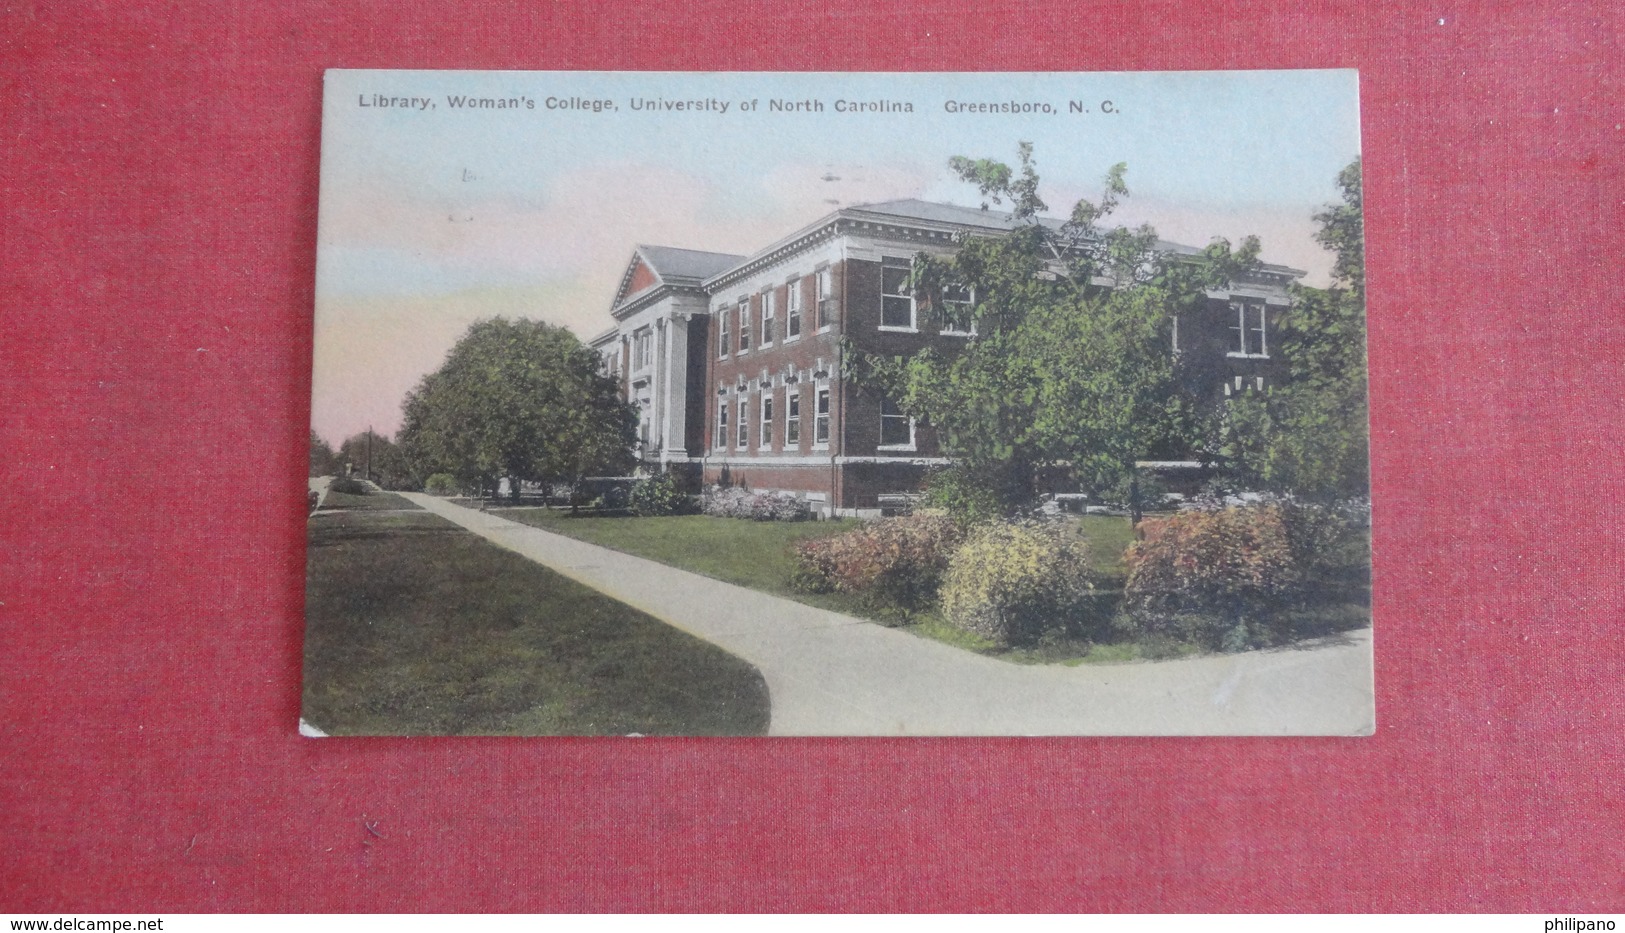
(876, 444, 918, 453)
(879, 325, 919, 334)
(783, 334, 801, 344)
(939, 329, 975, 338)
(1226, 352, 1270, 359)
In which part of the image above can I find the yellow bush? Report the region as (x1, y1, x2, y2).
(940, 520, 1095, 647)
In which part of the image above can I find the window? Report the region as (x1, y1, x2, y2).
(1229, 299, 1267, 357)
(760, 289, 775, 346)
(786, 389, 801, 446)
(737, 298, 750, 353)
(716, 400, 728, 449)
(786, 277, 802, 339)
(736, 398, 748, 449)
(760, 393, 774, 449)
(881, 261, 914, 329)
(879, 395, 914, 448)
(940, 283, 974, 334)
(718, 305, 730, 357)
(814, 387, 831, 446)
(816, 267, 834, 329)
(633, 328, 653, 370)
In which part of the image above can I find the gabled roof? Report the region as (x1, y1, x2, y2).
(637, 244, 746, 283)
(611, 244, 746, 317)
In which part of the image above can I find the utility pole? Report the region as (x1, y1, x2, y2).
(366, 426, 373, 482)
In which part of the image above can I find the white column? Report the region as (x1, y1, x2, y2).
(660, 314, 689, 462)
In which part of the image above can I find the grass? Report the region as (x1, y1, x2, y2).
(320, 489, 421, 511)
(492, 508, 1151, 660)
(489, 506, 1370, 667)
(302, 510, 769, 736)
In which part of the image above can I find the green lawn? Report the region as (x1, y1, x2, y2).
(302, 510, 769, 736)
(489, 507, 1368, 665)
(320, 489, 421, 511)
(493, 509, 1143, 657)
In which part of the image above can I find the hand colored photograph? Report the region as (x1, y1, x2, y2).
(304, 70, 1373, 736)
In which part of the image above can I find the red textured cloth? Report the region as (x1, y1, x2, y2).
(1, 0, 1620, 912)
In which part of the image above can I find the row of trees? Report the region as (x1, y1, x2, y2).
(852, 145, 1368, 520)
(308, 429, 415, 490)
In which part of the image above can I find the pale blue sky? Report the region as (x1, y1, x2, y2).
(313, 69, 1360, 444)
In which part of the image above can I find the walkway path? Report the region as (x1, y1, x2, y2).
(401, 494, 1375, 736)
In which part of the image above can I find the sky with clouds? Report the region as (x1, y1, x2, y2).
(312, 70, 1360, 445)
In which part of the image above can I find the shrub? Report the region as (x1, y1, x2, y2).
(424, 473, 460, 496)
(701, 486, 807, 522)
(629, 473, 689, 517)
(328, 476, 369, 496)
(1122, 505, 1304, 648)
(789, 515, 962, 619)
(940, 519, 1096, 647)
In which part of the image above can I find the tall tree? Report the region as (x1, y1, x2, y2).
(309, 430, 340, 478)
(398, 318, 637, 501)
(1214, 157, 1368, 501)
(338, 430, 418, 491)
(853, 143, 1257, 522)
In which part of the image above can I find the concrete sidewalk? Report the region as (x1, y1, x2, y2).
(401, 493, 1375, 736)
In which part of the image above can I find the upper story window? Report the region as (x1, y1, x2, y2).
(879, 395, 915, 449)
(881, 261, 915, 330)
(737, 298, 750, 353)
(1229, 299, 1268, 358)
(760, 289, 776, 346)
(786, 277, 802, 339)
(633, 328, 653, 371)
(940, 284, 975, 335)
(718, 305, 731, 358)
(816, 266, 834, 330)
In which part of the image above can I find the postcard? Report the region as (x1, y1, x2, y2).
(304, 70, 1372, 736)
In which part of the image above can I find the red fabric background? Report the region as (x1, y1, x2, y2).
(2, 0, 1620, 912)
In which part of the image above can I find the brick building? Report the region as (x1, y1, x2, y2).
(590, 200, 1303, 517)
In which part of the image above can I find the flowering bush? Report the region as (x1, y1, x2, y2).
(1122, 505, 1304, 647)
(940, 520, 1096, 647)
(701, 485, 808, 522)
(789, 515, 963, 619)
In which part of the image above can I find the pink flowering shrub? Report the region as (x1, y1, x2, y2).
(1122, 505, 1305, 647)
(789, 515, 963, 620)
(701, 485, 808, 522)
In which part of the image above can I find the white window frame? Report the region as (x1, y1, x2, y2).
(760, 288, 776, 347)
(813, 385, 832, 449)
(759, 391, 774, 451)
(877, 395, 917, 451)
(939, 283, 976, 336)
(715, 399, 728, 449)
(1227, 299, 1268, 358)
(785, 277, 802, 340)
(736, 397, 749, 450)
(815, 266, 834, 331)
(718, 305, 731, 358)
(737, 297, 750, 354)
(880, 259, 916, 331)
(785, 388, 801, 447)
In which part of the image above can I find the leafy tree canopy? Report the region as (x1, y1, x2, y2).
(851, 142, 1259, 521)
(398, 318, 636, 500)
(1214, 157, 1368, 501)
